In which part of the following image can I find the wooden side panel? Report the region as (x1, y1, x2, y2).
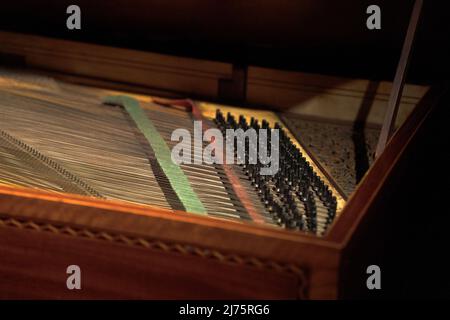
(0, 185, 341, 299)
(0, 225, 302, 299)
(0, 31, 232, 98)
(0, 31, 430, 120)
(247, 67, 428, 127)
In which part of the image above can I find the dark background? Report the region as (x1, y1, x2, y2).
(0, 0, 449, 84)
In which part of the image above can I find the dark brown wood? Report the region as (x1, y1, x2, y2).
(0, 31, 428, 120)
(0, 184, 340, 299)
(0, 31, 233, 99)
(0, 224, 302, 299)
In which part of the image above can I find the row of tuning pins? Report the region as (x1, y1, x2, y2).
(272, 121, 338, 229)
(214, 109, 337, 233)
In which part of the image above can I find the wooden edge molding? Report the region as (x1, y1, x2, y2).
(0, 184, 340, 255)
(0, 213, 309, 299)
(0, 31, 233, 98)
(0, 30, 429, 125)
(0, 182, 343, 298)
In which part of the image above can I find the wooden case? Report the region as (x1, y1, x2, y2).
(0, 31, 445, 299)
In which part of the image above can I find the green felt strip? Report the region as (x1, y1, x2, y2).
(103, 95, 206, 214)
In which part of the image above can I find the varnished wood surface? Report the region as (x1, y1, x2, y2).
(0, 82, 439, 299)
(0, 184, 341, 299)
(247, 67, 428, 127)
(0, 31, 429, 127)
(0, 32, 443, 299)
(0, 225, 301, 299)
(0, 31, 232, 98)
